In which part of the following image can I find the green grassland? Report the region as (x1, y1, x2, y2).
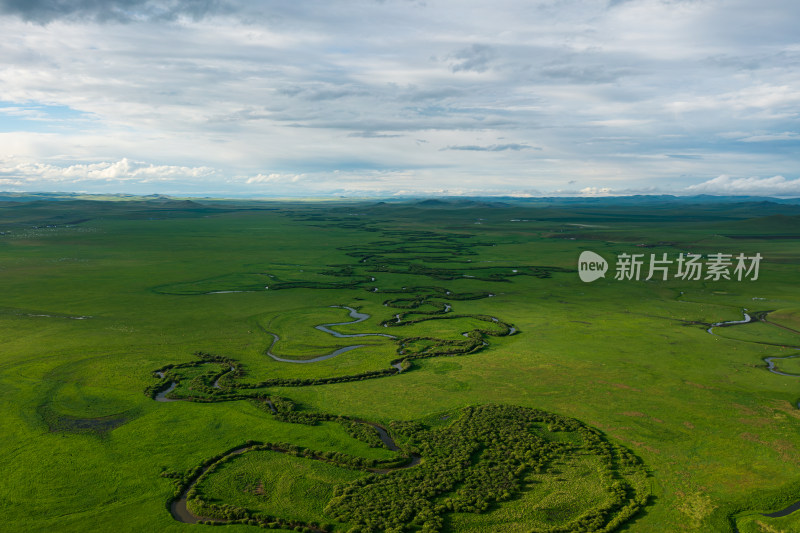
(1, 197, 799, 532)
(771, 356, 800, 375)
(769, 309, 800, 332)
(194, 450, 368, 525)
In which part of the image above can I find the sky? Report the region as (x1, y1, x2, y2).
(0, 0, 799, 197)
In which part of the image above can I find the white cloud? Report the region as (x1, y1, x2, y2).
(0, 106, 48, 119)
(0, 157, 215, 183)
(738, 132, 800, 142)
(579, 187, 614, 196)
(667, 84, 800, 119)
(245, 173, 304, 184)
(686, 174, 800, 196)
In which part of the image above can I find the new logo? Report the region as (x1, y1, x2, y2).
(578, 251, 608, 282)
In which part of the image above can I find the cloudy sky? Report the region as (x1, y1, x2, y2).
(1, 0, 799, 197)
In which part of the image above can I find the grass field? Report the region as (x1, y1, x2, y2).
(1, 197, 799, 532)
(194, 450, 367, 525)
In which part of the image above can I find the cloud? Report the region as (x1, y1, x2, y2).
(579, 187, 614, 196)
(0, 157, 215, 182)
(278, 84, 372, 102)
(738, 132, 800, 142)
(449, 44, 496, 73)
(441, 143, 538, 152)
(539, 65, 632, 84)
(244, 172, 303, 184)
(347, 132, 403, 138)
(667, 84, 800, 117)
(686, 175, 800, 196)
(0, 0, 799, 196)
(607, 0, 711, 11)
(0, 106, 47, 119)
(0, 0, 229, 23)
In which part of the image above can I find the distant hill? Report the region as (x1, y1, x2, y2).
(1, 191, 798, 205)
(472, 194, 800, 206)
(0, 192, 174, 203)
(413, 198, 511, 208)
(1, 192, 798, 213)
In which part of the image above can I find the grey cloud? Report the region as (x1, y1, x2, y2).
(284, 115, 520, 133)
(608, 0, 699, 7)
(704, 50, 800, 72)
(0, 0, 230, 23)
(395, 86, 465, 102)
(441, 144, 538, 152)
(704, 54, 766, 71)
(450, 44, 496, 73)
(269, 99, 523, 132)
(208, 108, 273, 123)
(347, 132, 403, 138)
(539, 65, 633, 84)
(738, 132, 800, 143)
(279, 84, 372, 102)
(280, 84, 462, 106)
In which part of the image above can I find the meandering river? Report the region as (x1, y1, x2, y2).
(168, 420, 419, 525)
(153, 303, 500, 526)
(707, 309, 800, 528)
(265, 306, 396, 363)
